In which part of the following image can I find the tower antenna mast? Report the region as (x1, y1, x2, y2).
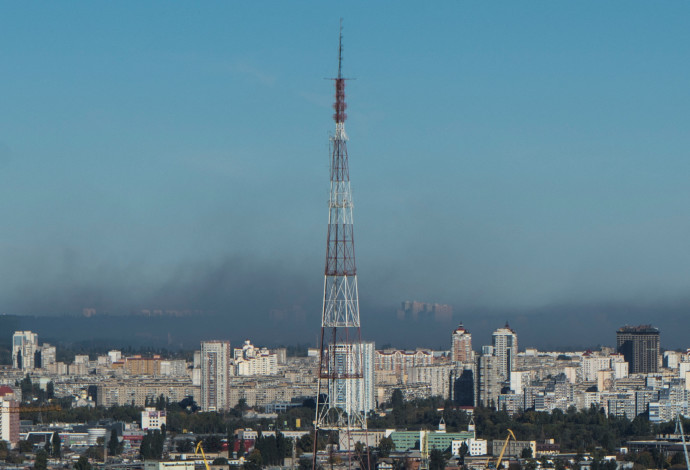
(312, 20, 371, 470)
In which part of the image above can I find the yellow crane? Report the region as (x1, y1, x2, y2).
(195, 441, 211, 470)
(13, 405, 62, 413)
(485, 429, 516, 470)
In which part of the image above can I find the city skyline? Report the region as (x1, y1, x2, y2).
(1, 3, 690, 348)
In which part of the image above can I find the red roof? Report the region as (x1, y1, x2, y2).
(0, 386, 14, 397)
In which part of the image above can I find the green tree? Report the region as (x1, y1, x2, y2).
(458, 442, 469, 464)
(635, 452, 654, 469)
(296, 433, 312, 454)
(213, 457, 229, 465)
(391, 389, 404, 409)
(140, 430, 164, 460)
(379, 436, 395, 458)
(34, 449, 48, 470)
(6, 452, 24, 464)
(429, 449, 447, 470)
(0, 440, 8, 460)
(177, 439, 194, 453)
(74, 455, 92, 470)
(245, 449, 263, 470)
(236, 398, 249, 412)
(227, 430, 237, 458)
(20, 375, 33, 399)
(521, 447, 533, 459)
(299, 457, 312, 470)
(18, 440, 33, 453)
(670, 452, 686, 467)
(204, 435, 223, 453)
(108, 431, 121, 456)
(52, 431, 62, 457)
(84, 445, 104, 461)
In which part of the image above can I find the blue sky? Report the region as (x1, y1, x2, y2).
(1, 2, 689, 326)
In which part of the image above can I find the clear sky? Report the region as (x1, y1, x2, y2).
(1, 2, 689, 336)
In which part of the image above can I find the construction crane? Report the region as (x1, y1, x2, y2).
(12, 405, 62, 413)
(485, 429, 516, 470)
(195, 441, 211, 470)
(675, 414, 690, 470)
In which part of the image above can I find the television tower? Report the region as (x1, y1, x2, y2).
(313, 22, 369, 467)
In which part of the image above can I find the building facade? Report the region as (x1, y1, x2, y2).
(452, 324, 473, 363)
(492, 325, 518, 382)
(477, 354, 500, 407)
(0, 387, 19, 448)
(327, 341, 375, 416)
(200, 341, 231, 412)
(12, 331, 38, 371)
(616, 325, 660, 374)
(141, 407, 167, 430)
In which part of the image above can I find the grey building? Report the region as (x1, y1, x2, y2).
(616, 325, 660, 374)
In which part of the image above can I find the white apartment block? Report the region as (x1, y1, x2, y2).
(0, 388, 19, 448)
(492, 325, 518, 382)
(237, 354, 278, 376)
(141, 407, 167, 430)
(452, 438, 488, 457)
(200, 341, 231, 412)
(510, 370, 533, 394)
(327, 341, 375, 415)
(40, 344, 56, 368)
(12, 331, 38, 371)
(96, 379, 198, 407)
(160, 360, 188, 377)
(233, 340, 279, 376)
(375, 349, 433, 383)
(582, 353, 613, 382)
(409, 364, 452, 399)
(108, 350, 122, 363)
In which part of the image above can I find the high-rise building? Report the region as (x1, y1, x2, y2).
(12, 331, 38, 371)
(492, 324, 518, 382)
(451, 324, 473, 363)
(39, 344, 56, 369)
(450, 365, 475, 407)
(409, 364, 452, 399)
(327, 342, 375, 416)
(616, 325, 660, 374)
(477, 353, 499, 407)
(0, 387, 19, 448)
(200, 341, 231, 412)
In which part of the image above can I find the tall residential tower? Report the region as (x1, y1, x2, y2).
(451, 324, 473, 363)
(492, 324, 518, 382)
(200, 340, 231, 412)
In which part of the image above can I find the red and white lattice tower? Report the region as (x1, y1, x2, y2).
(313, 25, 368, 460)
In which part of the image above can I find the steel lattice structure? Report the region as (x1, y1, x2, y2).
(313, 25, 369, 466)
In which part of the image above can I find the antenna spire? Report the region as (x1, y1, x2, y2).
(338, 18, 343, 79)
(333, 19, 347, 124)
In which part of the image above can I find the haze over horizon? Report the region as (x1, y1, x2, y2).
(1, 3, 689, 348)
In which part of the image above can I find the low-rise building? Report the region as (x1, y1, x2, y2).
(141, 407, 167, 431)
